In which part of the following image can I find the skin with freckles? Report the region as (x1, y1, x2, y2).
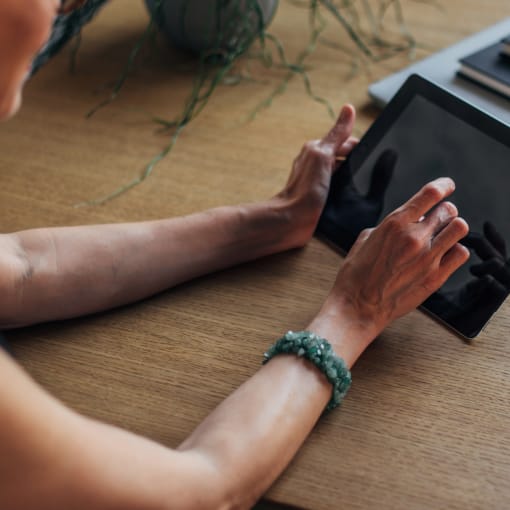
(0, 4, 470, 508)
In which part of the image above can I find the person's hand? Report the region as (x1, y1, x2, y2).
(273, 104, 358, 249)
(309, 178, 470, 366)
(336, 178, 470, 335)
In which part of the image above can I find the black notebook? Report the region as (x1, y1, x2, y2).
(458, 42, 510, 99)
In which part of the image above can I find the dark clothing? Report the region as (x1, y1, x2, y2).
(32, 0, 109, 74)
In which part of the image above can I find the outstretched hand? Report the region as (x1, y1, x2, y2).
(310, 178, 470, 365)
(338, 177, 469, 336)
(274, 104, 357, 248)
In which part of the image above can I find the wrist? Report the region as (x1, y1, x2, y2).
(306, 295, 381, 368)
(236, 198, 309, 257)
(266, 195, 318, 251)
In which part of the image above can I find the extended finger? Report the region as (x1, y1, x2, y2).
(321, 104, 356, 152)
(432, 216, 469, 253)
(397, 178, 455, 223)
(420, 201, 458, 237)
(439, 243, 470, 276)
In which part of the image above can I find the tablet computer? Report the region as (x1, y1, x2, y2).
(317, 74, 510, 339)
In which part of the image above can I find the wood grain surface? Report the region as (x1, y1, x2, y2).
(1, 1, 509, 509)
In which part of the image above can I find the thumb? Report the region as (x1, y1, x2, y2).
(320, 104, 356, 154)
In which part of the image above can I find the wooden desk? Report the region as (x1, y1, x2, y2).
(1, 1, 509, 509)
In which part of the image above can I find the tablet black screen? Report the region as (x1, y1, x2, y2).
(317, 76, 510, 338)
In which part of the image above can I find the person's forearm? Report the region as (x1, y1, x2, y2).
(0, 200, 294, 328)
(0, 308, 367, 510)
(176, 308, 370, 509)
(75, 311, 367, 510)
(177, 355, 331, 508)
(175, 177, 470, 507)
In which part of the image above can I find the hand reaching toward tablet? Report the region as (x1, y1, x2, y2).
(309, 177, 470, 366)
(274, 104, 358, 249)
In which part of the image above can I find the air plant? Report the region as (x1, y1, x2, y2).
(80, 0, 433, 204)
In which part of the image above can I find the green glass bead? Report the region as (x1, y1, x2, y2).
(262, 330, 351, 411)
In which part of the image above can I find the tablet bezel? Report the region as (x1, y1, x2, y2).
(355, 74, 510, 168)
(316, 74, 510, 339)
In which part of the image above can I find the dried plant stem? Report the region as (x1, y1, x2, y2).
(77, 0, 437, 205)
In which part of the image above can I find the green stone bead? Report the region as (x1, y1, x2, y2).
(262, 330, 352, 412)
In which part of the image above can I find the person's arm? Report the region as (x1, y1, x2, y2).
(0, 177, 469, 510)
(0, 108, 357, 329)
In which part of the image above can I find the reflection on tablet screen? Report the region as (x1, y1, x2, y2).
(317, 76, 510, 338)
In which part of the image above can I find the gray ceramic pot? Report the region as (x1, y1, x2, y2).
(145, 0, 278, 54)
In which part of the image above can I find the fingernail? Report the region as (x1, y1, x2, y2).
(339, 105, 351, 122)
(442, 201, 458, 217)
(435, 177, 455, 189)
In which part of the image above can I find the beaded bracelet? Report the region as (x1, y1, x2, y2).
(263, 330, 352, 411)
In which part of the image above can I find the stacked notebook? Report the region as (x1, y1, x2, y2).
(458, 36, 510, 99)
(368, 18, 510, 125)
